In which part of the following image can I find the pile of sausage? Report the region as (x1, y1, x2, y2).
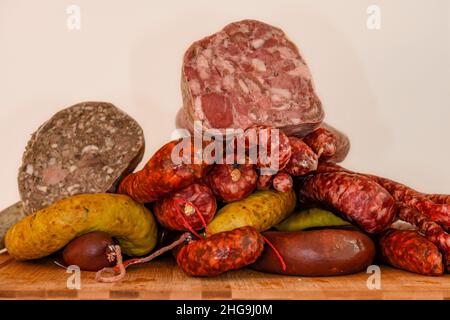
(8, 19, 449, 280)
(111, 119, 449, 277)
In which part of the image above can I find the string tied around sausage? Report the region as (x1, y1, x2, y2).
(172, 197, 211, 238)
(95, 232, 191, 283)
(262, 236, 287, 271)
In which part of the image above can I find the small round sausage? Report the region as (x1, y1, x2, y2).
(63, 231, 117, 272)
(273, 172, 293, 193)
(206, 164, 257, 202)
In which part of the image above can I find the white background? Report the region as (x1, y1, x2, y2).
(0, 0, 449, 210)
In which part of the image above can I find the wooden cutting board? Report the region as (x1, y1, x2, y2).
(1, 253, 449, 300)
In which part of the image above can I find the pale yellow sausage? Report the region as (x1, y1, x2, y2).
(5, 193, 157, 260)
(207, 189, 296, 235)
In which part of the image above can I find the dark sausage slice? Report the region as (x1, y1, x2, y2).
(251, 229, 375, 276)
(379, 229, 444, 276)
(175, 226, 264, 277)
(18, 101, 145, 214)
(298, 172, 396, 233)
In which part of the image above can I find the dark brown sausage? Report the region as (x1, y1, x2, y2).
(153, 184, 217, 231)
(379, 229, 444, 276)
(298, 172, 396, 233)
(251, 229, 375, 276)
(63, 232, 116, 272)
(206, 164, 257, 202)
(284, 137, 318, 176)
(175, 226, 264, 277)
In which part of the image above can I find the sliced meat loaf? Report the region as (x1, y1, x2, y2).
(181, 19, 324, 136)
(18, 101, 145, 214)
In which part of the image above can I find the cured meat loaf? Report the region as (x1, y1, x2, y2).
(18, 101, 145, 214)
(180, 19, 324, 136)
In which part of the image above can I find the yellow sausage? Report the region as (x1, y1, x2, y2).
(207, 189, 296, 235)
(5, 193, 157, 260)
(274, 207, 350, 231)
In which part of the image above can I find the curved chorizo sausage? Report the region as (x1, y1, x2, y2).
(175, 226, 265, 277)
(379, 229, 444, 276)
(298, 172, 396, 233)
(118, 138, 211, 203)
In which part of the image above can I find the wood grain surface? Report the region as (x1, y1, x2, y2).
(1, 253, 449, 300)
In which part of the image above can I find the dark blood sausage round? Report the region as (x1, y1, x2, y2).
(62, 231, 116, 272)
(379, 229, 444, 276)
(206, 164, 257, 203)
(180, 19, 324, 136)
(284, 136, 318, 176)
(153, 184, 217, 231)
(251, 229, 375, 276)
(316, 162, 450, 231)
(118, 138, 211, 203)
(175, 226, 265, 277)
(298, 172, 396, 233)
(272, 172, 293, 193)
(18, 101, 145, 214)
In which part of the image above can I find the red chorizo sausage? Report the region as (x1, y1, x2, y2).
(118, 138, 211, 203)
(379, 229, 444, 276)
(298, 172, 396, 233)
(316, 162, 450, 231)
(426, 194, 450, 205)
(175, 226, 264, 277)
(273, 172, 293, 193)
(153, 184, 217, 231)
(284, 137, 318, 176)
(317, 123, 350, 162)
(256, 174, 273, 190)
(302, 127, 337, 159)
(206, 164, 257, 203)
(396, 204, 450, 271)
(243, 126, 292, 175)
